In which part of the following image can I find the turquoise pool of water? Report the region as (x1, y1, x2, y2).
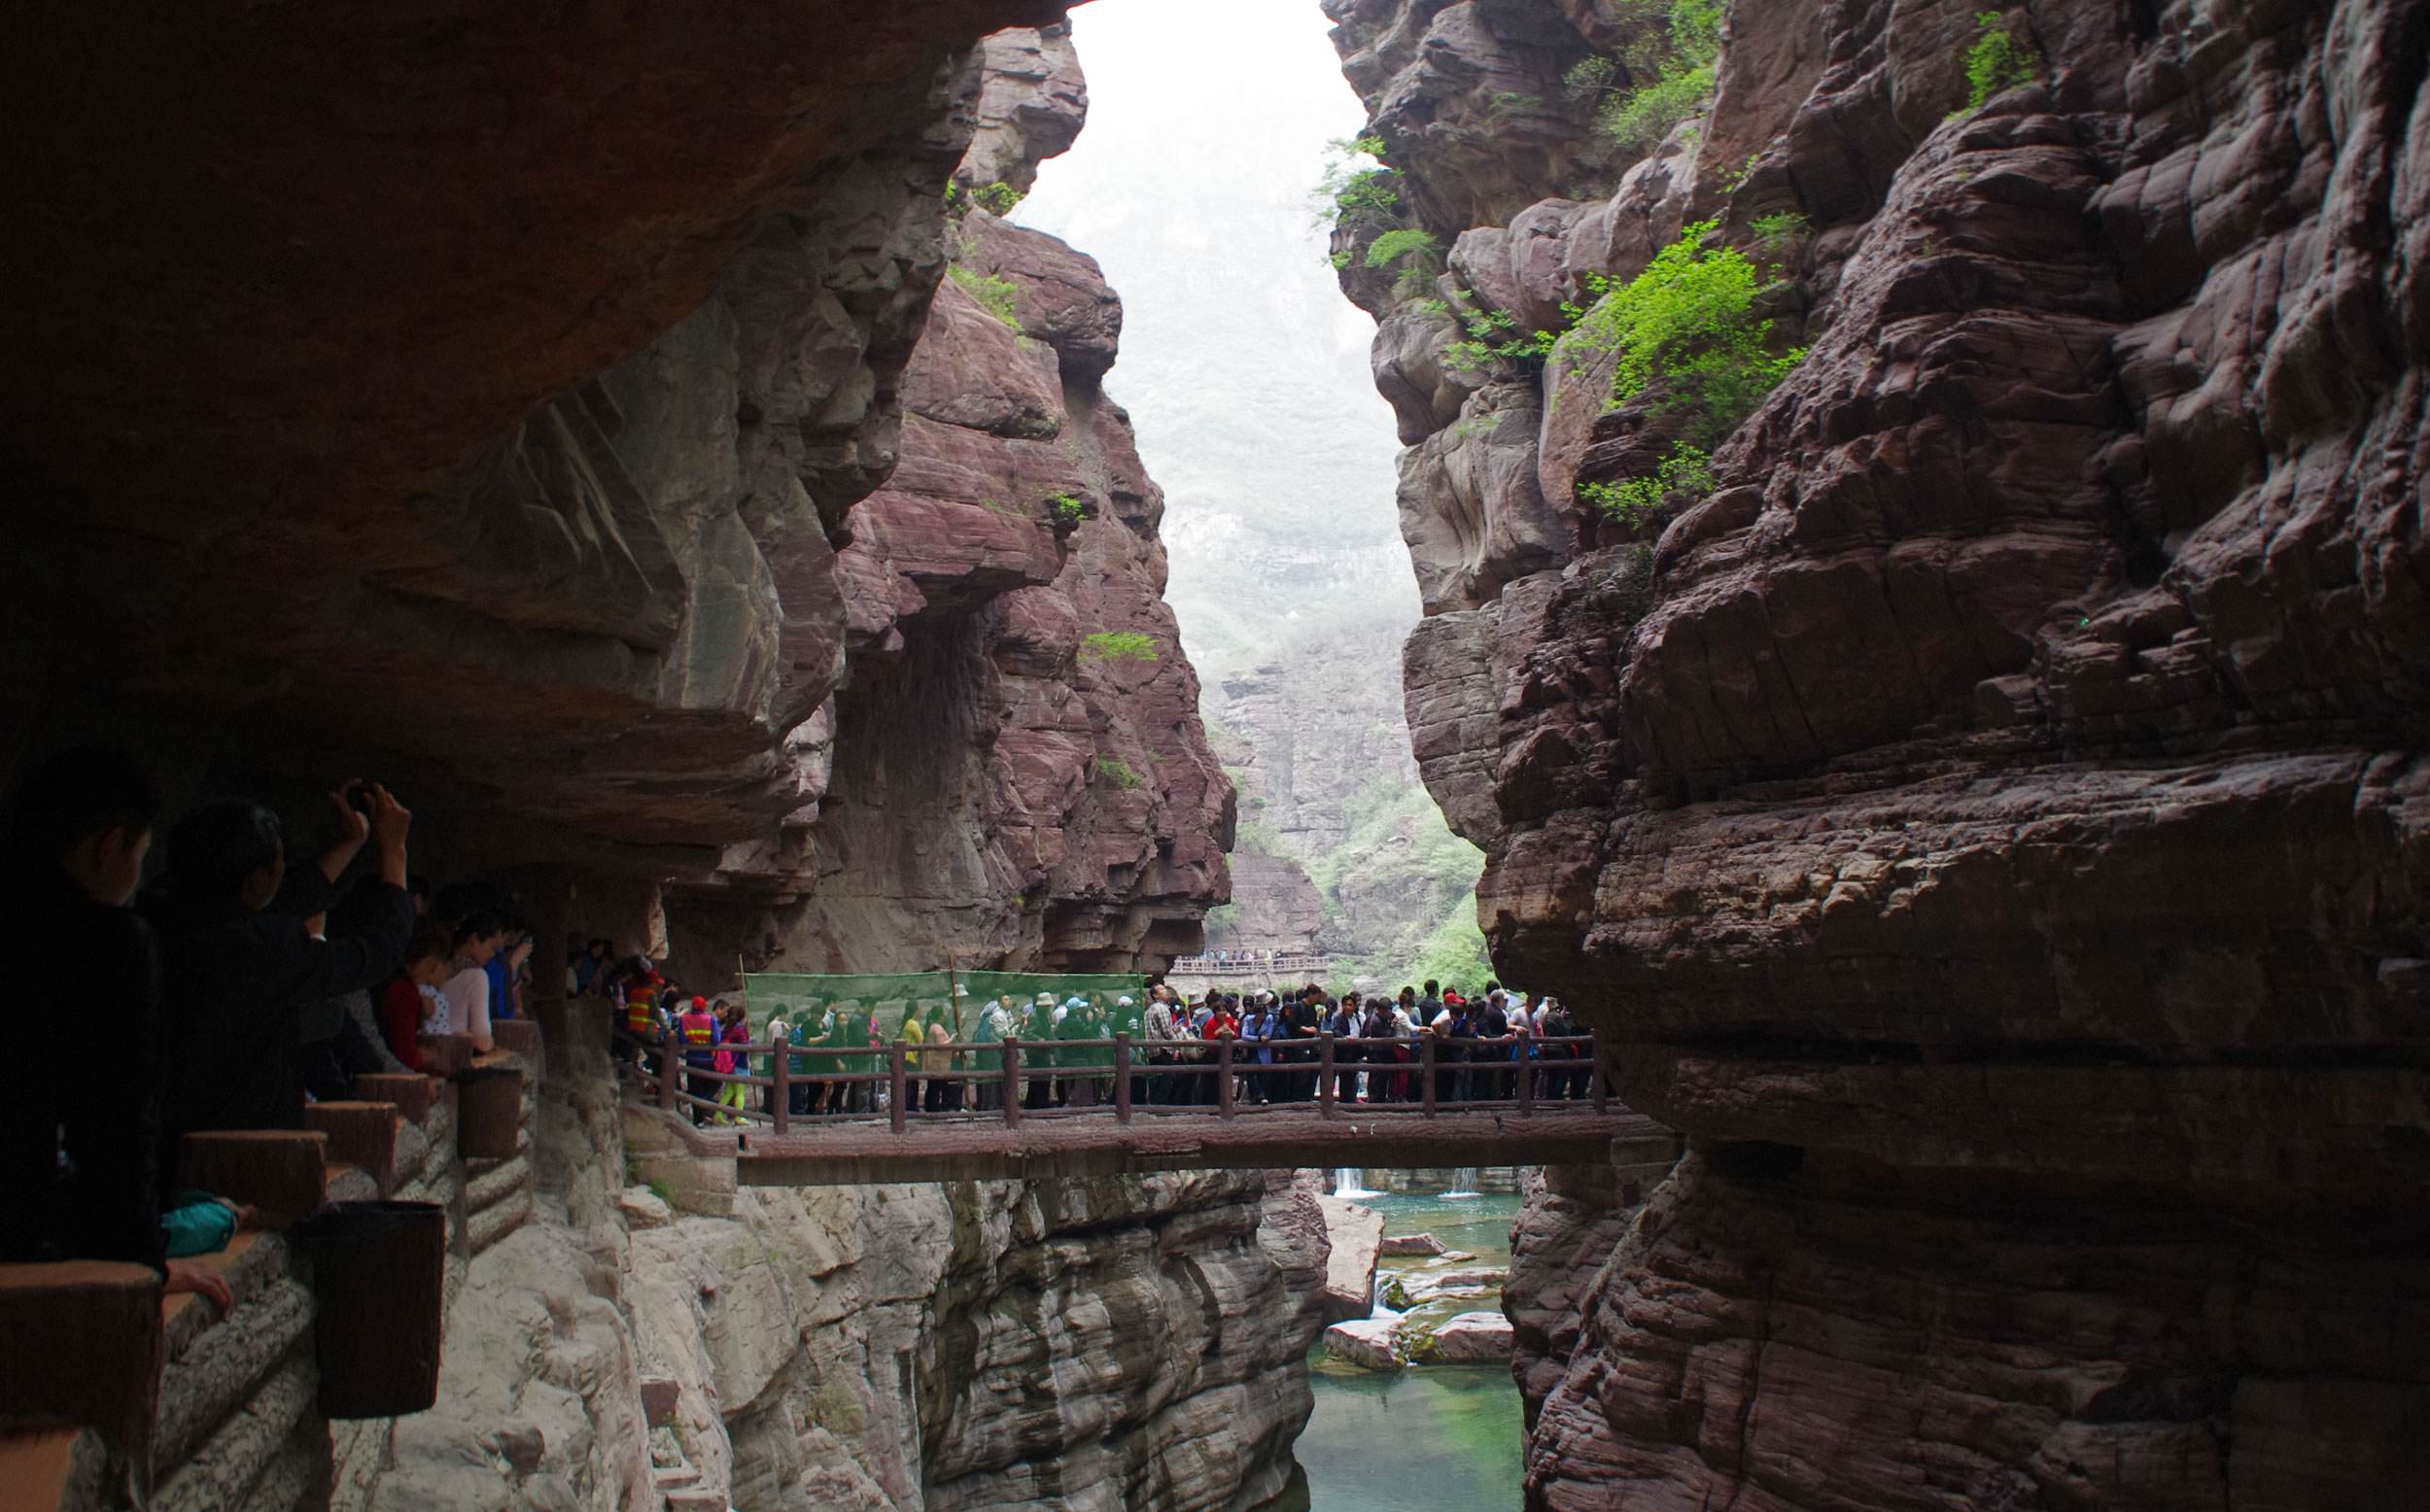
(1281, 1186, 1526, 1511)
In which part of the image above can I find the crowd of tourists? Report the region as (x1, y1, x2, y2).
(1128, 979, 1593, 1108)
(610, 970, 1597, 1124)
(2, 748, 542, 1310)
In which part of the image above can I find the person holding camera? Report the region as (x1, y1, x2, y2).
(149, 779, 415, 1160)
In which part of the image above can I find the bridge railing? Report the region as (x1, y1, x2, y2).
(1165, 950, 1328, 979)
(612, 1028, 1609, 1135)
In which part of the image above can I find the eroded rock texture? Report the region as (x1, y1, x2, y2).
(1330, 0, 2430, 1505)
(679, 163, 1232, 971)
(6, 11, 1227, 975)
(622, 1171, 1325, 1511)
(6, 1, 1058, 868)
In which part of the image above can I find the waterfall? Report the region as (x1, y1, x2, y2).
(1332, 1166, 1378, 1199)
(1443, 1166, 1481, 1198)
(1369, 1271, 1397, 1319)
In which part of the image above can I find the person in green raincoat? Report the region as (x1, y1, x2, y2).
(971, 990, 1005, 1113)
(1109, 992, 1146, 1107)
(1054, 995, 1093, 1106)
(836, 999, 873, 1115)
(783, 1003, 815, 1117)
(1019, 993, 1055, 1110)
(804, 1000, 837, 1115)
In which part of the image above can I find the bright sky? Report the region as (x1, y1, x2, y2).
(1017, 0, 1414, 684)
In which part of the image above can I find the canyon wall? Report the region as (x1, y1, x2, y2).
(1327, 0, 2430, 1506)
(5, 6, 1225, 978)
(618, 1169, 1327, 1512)
(305, 1023, 1326, 1512)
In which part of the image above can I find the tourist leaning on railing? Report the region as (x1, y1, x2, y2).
(922, 1020, 960, 1113)
(381, 924, 455, 1070)
(434, 911, 504, 1054)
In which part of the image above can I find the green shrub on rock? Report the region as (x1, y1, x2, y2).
(1598, 0, 1724, 155)
(1079, 631, 1160, 663)
(1566, 221, 1805, 530)
(949, 263, 1023, 329)
(1962, 11, 2040, 111)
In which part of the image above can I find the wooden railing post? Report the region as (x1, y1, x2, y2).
(888, 1045, 909, 1134)
(1420, 1033, 1437, 1117)
(772, 1043, 790, 1135)
(1317, 1032, 1336, 1118)
(1216, 1036, 1235, 1119)
(1001, 1039, 1022, 1128)
(1590, 1040, 1609, 1114)
(1114, 1034, 1132, 1124)
(658, 1033, 679, 1113)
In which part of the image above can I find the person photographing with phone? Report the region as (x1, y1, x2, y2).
(149, 778, 417, 1152)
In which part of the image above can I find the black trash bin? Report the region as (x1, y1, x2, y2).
(293, 1200, 446, 1419)
(452, 1064, 525, 1160)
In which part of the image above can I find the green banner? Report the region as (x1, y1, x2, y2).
(742, 970, 1149, 1070)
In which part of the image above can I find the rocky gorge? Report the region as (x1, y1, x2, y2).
(1323, 0, 2430, 1506)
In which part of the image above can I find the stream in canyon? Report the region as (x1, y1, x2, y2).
(1286, 1183, 1527, 1510)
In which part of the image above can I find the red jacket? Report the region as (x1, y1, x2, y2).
(380, 977, 425, 1070)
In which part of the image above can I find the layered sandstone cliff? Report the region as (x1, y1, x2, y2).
(5, 10, 1225, 977)
(619, 1170, 1326, 1512)
(1329, 0, 2430, 1505)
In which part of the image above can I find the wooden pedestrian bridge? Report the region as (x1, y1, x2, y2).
(614, 1027, 1680, 1186)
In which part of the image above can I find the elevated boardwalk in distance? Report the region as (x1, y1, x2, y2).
(615, 1026, 1683, 1192)
(639, 1106, 1680, 1187)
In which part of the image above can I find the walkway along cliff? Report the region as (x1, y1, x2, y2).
(1321, 0, 2428, 1507)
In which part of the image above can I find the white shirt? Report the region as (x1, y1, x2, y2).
(440, 963, 492, 1042)
(416, 982, 447, 1035)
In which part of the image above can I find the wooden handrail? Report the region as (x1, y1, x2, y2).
(611, 1026, 1611, 1132)
(613, 1027, 1598, 1058)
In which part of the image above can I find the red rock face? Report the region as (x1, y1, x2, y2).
(703, 75, 1232, 973)
(5, 12, 1225, 979)
(1333, 0, 2430, 1504)
(0, 3, 1066, 869)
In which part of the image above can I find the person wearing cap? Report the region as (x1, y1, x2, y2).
(805, 1001, 840, 1116)
(1109, 993, 1148, 1107)
(969, 994, 1003, 1112)
(1023, 992, 1058, 1109)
